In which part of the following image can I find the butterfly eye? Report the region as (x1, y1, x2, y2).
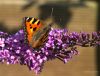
(33, 27, 37, 31)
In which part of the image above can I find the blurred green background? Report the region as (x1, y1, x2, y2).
(0, 0, 98, 76)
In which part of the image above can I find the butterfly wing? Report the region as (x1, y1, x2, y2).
(24, 17, 42, 47)
(32, 23, 53, 48)
(24, 17, 53, 48)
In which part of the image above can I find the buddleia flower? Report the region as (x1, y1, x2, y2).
(0, 29, 100, 74)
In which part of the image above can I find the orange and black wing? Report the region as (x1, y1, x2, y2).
(24, 17, 53, 48)
(24, 17, 42, 47)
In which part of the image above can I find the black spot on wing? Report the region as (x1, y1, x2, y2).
(37, 21, 40, 25)
(33, 27, 37, 31)
(30, 26, 32, 29)
(32, 18, 37, 24)
(30, 24, 32, 29)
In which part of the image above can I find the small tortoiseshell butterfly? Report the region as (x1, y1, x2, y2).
(24, 17, 53, 48)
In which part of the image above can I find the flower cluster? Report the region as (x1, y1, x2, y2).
(0, 28, 100, 74)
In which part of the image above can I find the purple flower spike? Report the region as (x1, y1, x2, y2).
(0, 29, 100, 74)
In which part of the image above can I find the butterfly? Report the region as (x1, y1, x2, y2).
(24, 17, 53, 48)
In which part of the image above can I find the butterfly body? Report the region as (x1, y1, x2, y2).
(24, 17, 53, 48)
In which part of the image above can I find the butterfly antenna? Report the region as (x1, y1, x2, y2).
(50, 7, 54, 18)
(49, 8, 54, 27)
